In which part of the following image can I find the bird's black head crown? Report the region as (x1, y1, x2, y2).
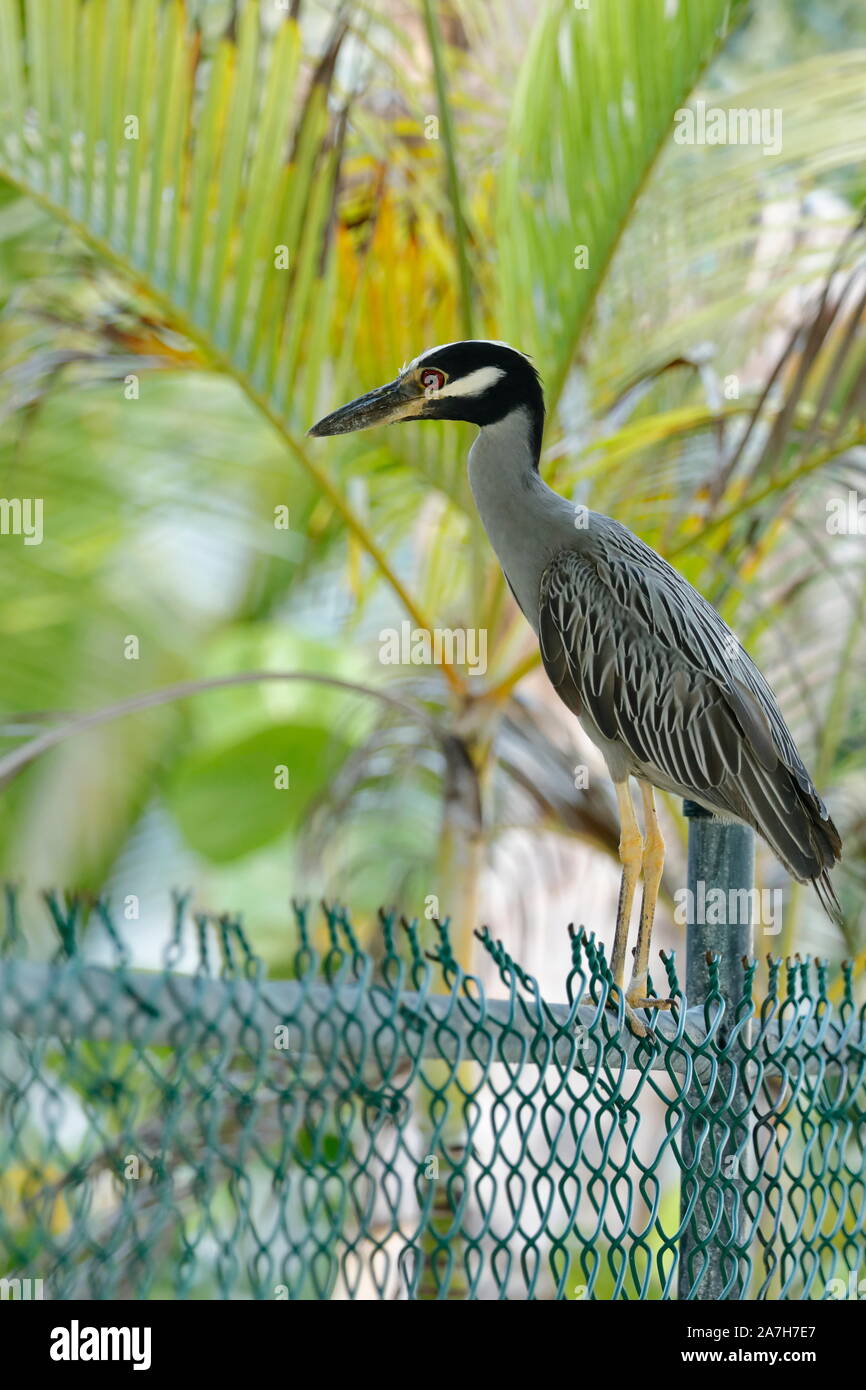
(407, 340, 545, 460)
(308, 339, 545, 466)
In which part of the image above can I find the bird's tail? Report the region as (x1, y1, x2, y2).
(732, 757, 843, 928)
(812, 865, 844, 929)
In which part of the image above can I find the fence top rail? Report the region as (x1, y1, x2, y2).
(1, 954, 862, 1081)
(0, 892, 863, 1079)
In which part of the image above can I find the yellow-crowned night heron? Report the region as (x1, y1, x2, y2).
(309, 340, 842, 1033)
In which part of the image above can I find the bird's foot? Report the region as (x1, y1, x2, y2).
(623, 1000, 654, 1038)
(626, 993, 673, 1012)
(625, 971, 674, 1016)
(579, 989, 657, 1039)
(579, 990, 618, 1014)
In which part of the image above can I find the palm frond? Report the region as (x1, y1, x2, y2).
(0, 0, 465, 677)
(496, 0, 749, 414)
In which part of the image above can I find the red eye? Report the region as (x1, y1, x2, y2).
(420, 368, 446, 394)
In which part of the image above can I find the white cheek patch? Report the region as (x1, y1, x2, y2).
(435, 365, 506, 398)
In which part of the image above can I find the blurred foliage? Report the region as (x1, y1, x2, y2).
(0, 0, 864, 973)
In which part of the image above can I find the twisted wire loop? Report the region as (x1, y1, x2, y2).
(0, 890, 864, 1300)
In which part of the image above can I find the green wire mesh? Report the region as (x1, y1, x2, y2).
(0, 889, 864, 1300)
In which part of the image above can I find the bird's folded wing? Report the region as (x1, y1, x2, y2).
(537, 545, 803, 800)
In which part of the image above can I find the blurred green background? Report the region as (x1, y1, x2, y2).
(1, 0, 865, 991)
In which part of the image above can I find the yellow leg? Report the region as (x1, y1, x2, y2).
(626, 782, 671, 1011)
(610, 779, 643, 988)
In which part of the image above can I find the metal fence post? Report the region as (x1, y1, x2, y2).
(678, 801, 755, 1300)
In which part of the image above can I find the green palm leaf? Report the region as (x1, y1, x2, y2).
(1, 1, 318, 410)
(0, 0, 454, 672)
(496, 0, 749, 415)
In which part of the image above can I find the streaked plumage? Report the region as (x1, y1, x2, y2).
(537, 527, 841, 920)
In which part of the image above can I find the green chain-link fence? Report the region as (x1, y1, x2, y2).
(0, 888, 864, 1301)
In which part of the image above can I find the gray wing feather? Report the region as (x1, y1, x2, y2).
(538, 538, 841, 913)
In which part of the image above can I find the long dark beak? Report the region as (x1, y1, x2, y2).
(307, 377, 420, 437)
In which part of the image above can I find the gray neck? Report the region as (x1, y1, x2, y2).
(468, 406, 538, 485)
(467, 408, 576, 628)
